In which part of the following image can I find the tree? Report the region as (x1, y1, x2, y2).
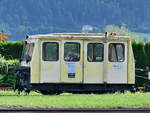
(1, 29, 4, 34)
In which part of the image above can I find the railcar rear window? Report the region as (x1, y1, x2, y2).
(42, 42, 59, 61)
(109, 43, 124, 62)
(64, 42, 80, 62)
(21, 43, 34, 61)
(87, 43, 104, 62)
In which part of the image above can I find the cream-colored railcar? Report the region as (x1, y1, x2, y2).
(20, 33, 135, 94)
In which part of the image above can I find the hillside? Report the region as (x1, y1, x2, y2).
(1, 0, 150, 40)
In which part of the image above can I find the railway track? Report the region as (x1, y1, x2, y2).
(0, 108, 150, 113)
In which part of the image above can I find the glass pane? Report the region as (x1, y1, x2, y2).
(87, 43, 103, 62)
(21, 43, 34, 61)
(28, 44, 34, 57)
(87, 44, 93, 61)
(64, 42, 80, 62)
(116, 44, 124, 62)
(21, 44, 30, 61)
(43, 42, 58, 61)
(109, 44, 117, 62)
(109, 43, 124, 62)
(96, 44, 103, 61)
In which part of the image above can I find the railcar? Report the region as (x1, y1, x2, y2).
(15, 32, 136, 94)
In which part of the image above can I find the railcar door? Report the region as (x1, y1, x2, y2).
(40, 41, 60, 83)
(107, 42, 127, 83)
(61, 40, 83, 83)
(84, 41, 104, 83)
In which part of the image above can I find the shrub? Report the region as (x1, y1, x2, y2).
(0, 56, 20, 87)
(0, 41, 23, 60)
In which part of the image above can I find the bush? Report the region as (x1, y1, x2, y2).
(0, 41, 23, 60)
(0, 56, 20, 87)
(132, 41, 150, 86)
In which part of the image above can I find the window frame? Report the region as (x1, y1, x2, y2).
(64, 42, 80, 62)
(42, 42, 59, 61)
(108, 43, 125, 62)
(87, 43, 104, 62)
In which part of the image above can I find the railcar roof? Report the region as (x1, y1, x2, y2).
(28, 33, 130, 41)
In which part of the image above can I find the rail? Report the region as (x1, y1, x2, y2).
(0, 108, 149, 113)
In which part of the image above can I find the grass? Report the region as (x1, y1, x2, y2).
(0, 90, 150, 108)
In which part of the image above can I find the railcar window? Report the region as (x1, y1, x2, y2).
(64, 42, 80, 62)
(109, 43, 124, 62)
(21, 43, 34, 61)
(87, 43, 103, 62)
(43, 42, 59, 61)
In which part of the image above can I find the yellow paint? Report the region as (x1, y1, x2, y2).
(40, 62, 60, 83)
(127, 40, 135, 84)
(108, 63, 112, 70)
(31, 39, 41, 83)
(41, 62, 54, 71)
(84, 62, 103, 83)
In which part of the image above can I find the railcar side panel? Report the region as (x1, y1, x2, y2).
(61, 40, 83, 83)
(83, 40, 104, 83)
(106, 42, 128, 83)
(40, 40, 61, 83)
(127, 40, 135, 84)
(31, 39, 41, 83)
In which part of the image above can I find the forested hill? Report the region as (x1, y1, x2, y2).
(1, 0, 150, 40)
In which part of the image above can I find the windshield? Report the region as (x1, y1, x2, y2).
(21, 43, 34, 61)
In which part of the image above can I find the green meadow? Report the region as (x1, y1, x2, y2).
(0, 90, 149, 108)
